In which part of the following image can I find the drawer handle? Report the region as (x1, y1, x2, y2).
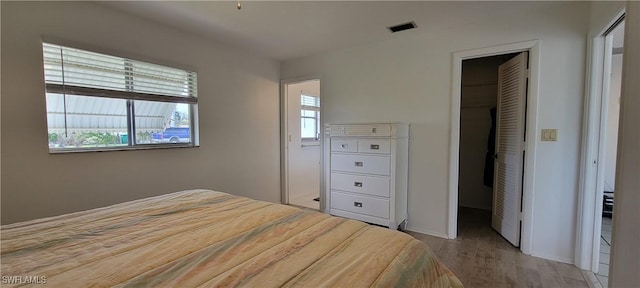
(354, 182, 363, 187)
(370, 144, 379, 150)
(341, 144, 348, 149)
(354, 161, 363, 167)
(354, 202, 363, 207)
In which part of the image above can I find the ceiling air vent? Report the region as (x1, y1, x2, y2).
(387, 21, 417, 33)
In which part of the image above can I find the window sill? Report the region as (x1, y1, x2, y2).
(49, 143, 199, 154)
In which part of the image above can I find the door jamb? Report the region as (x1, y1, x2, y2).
(449, 40, 541, 256)
(575, 11, 625, 271)
(280, 76, 324, 211)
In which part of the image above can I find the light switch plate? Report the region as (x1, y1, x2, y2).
(541, 129, 558, 141)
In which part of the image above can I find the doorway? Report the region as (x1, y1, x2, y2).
(449, 40, 541, 255)
(281, 78, 321, 210)
(592, 18, 624, 287)
(458, 53, 521, 244)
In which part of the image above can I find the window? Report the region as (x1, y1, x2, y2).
(43, 43, 198, 152)
(301, 95, 320, 141)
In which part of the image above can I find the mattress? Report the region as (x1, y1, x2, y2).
(1, 189, 462, 287)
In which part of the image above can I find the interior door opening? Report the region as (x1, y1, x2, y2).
(457, 51, 528, 248)
(282, 79, 321, 210)
(450, 40, 540, 254)
(593, 18, 624, 287)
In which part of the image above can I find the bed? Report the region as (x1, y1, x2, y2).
(1, 189, 462, 287)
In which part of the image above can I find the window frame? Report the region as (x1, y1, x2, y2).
(300, 94, 320, 142)
(42, 42, 199, 153)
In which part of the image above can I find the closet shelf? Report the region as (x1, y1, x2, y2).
(462, 81, 498, 88)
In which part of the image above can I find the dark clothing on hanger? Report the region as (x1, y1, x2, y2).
(484, 107, 497, 187)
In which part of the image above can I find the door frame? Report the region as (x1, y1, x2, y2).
(448, 40, 541, 255)
(280, 76, 324, 211)
(575, 10, 625, 272)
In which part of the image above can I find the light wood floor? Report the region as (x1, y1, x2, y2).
(408, 207, 589, 288)
(596, 216, 612, 287)
(289, 191, 319, 210)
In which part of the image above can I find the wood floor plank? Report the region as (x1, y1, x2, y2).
(496, 248, 518, 263)
(516, 266, 543, 288)
(407, 207, 589, 288)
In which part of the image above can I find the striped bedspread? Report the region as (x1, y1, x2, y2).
(1, 189, 462, 287)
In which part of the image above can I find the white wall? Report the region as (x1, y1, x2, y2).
(286, 81, 321, 207)
(282, 2, 589, 261)
(610, 2, 640, 286)
(603, 54, 622, 191)
(589, 2, 627, 38)
(0, 2, 281, 224)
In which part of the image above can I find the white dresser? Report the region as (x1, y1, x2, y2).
(324, 123, 409, 229)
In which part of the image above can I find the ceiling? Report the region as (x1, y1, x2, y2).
(102, 1, 562, 61)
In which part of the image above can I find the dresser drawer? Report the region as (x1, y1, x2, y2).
(331, 191, 389, 218)
(357, 139, 391, 154)
(331, 173, 390, 197)
(330, 139, 358, 153)
(330, 124, 391, 137)
(331, 154, 391, 175)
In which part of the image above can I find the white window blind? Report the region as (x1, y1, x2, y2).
(42, 43, 199, 152)
(301, 94, 320, 140)
(43, 43, 197, 103)
(301, 95, 320, 110)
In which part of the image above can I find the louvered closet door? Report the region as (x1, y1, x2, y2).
(492, 52, 528, 247)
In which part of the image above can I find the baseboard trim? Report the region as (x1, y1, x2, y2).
(530, 252, 574, 265)
(583, 270, 603, 288)
(406, 226, 448, 239)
